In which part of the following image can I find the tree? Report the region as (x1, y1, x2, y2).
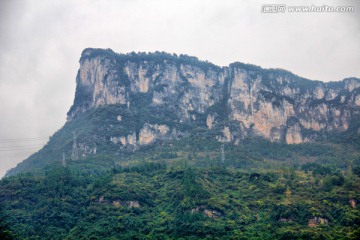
(353, 166, 360, 177)
(285, 187, 292, 205)
(0, 208, 14, 240)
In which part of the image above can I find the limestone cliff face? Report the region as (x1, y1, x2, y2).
(226, 64, 360, 143)
(67, 48, 360, 146)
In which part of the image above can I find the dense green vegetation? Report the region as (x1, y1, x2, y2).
(1, 158, 360, 239)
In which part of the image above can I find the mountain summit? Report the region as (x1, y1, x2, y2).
(6, 48, 360, 176)
(69, 48, 360, 143)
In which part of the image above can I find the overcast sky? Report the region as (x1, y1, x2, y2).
(0, 0, 359, 178)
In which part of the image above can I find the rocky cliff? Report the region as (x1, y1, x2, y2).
(67, 48, 360, 146)
(6, 48, 360, 176)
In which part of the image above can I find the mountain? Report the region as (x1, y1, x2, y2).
(1, 48, 360, 240)
(68, 48, 360, 144)
(5, 48, 360, 176)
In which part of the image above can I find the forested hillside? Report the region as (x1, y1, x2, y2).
(1, 159, 360, 239)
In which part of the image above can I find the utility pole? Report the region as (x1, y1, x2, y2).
(71, 131, 79, 160)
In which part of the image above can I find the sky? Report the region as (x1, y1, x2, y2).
(0, 0, 359, 178)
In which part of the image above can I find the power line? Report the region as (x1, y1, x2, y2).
(0, 145, 44, 150)
(0, 137, 47, 141)
(0, 153, 34, 158)
(0, 137, 46, 157)
(0, 137, 48, 143)
(0, 147, 43, 157)
(0, 149, 41, 154)
(0, 147, 42, 152)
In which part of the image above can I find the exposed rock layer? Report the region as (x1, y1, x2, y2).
(67, 48, 360, 145)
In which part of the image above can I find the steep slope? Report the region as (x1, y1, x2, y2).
(5, 48, 360, 176)
(68, 48, 360, 144)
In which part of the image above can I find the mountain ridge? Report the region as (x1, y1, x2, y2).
(5, 48, 360, 176)
(67, 48, 360, 142)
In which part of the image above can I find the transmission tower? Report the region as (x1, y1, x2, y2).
(62, 152, 67, 167)
(71, 131, 79, 160)
(221, 144, 225, 164)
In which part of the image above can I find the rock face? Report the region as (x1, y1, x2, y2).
(67, 48, 360, 146)
(308, 217, 329, 227)
(5, 48, 360, 177)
